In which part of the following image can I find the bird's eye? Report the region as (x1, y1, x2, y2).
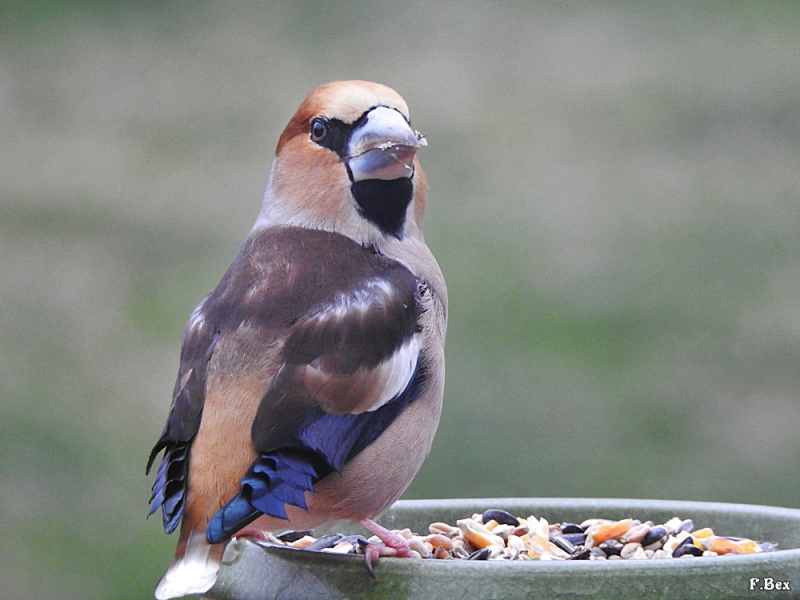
(310, 117, 327, 142)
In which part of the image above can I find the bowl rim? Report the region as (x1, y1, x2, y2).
(387, 496, 800, 518)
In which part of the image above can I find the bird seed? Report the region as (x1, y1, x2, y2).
(247, 509, 779, 562)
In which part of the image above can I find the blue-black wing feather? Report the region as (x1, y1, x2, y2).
(146, 319, 218, 533)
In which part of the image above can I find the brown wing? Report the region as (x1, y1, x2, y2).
(149, 226, 423, 538)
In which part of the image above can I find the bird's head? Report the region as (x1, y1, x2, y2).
(255, 81, 429, 244)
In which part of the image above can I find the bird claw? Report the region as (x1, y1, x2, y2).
(359, 539, 379, 578)
(359, 539, 406, 578)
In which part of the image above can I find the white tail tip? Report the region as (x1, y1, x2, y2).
(155, 530, 220, 600)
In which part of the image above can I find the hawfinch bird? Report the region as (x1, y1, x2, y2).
(147, 81, 447, 599)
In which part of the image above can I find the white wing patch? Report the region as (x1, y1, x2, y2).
(296, 334, 420, 416)
(370, 335, 420, 411)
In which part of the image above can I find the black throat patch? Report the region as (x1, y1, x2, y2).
(351, 178, 413, 238)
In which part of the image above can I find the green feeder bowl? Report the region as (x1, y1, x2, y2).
(207, 497, 800, 599)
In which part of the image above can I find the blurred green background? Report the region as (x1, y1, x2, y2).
(2, 1, 800, 598)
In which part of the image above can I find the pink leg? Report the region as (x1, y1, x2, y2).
(359, 518, 414, 557)
(232, 529, 269, 541)
(358, 518, 414, 577)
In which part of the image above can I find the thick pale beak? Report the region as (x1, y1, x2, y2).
(346, 106, 426, 182)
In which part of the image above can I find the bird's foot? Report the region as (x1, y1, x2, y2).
(358, 518, 414, 578)
(232, 529, 270, 542)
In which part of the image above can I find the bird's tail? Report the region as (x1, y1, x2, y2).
(155, 528, 223, 600)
